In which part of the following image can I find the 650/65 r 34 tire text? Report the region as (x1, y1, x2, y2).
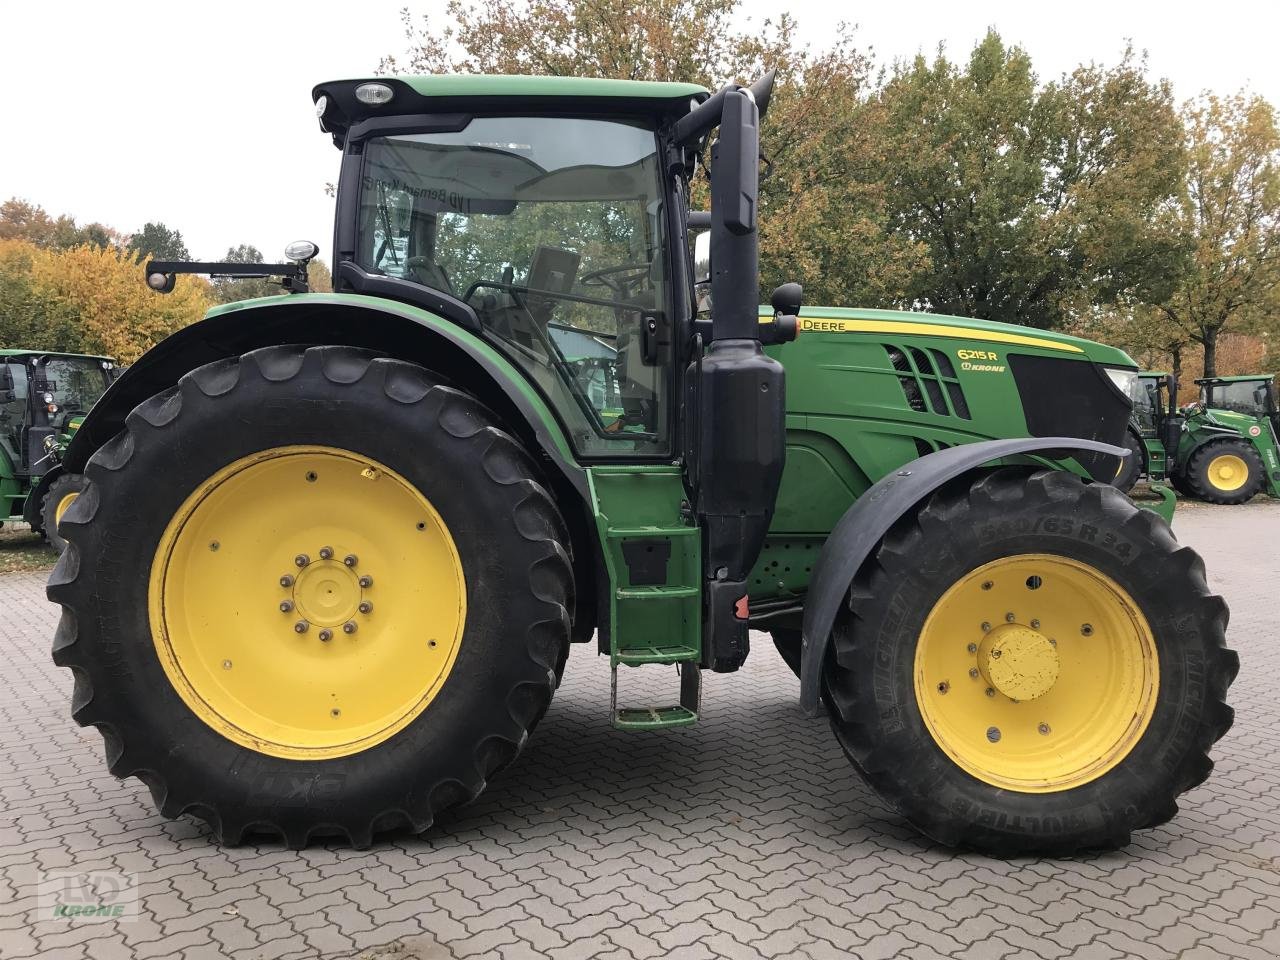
(823, 468, 1237, 856)
(48, 345, 574, 848)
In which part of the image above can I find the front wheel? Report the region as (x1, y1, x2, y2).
(823, 468, 1236, 855)
(1186, 439, 1263, 505)
(40, 472, 87, 552)
(1110, 429, 1145, 494)
(49, 346, 573, 847)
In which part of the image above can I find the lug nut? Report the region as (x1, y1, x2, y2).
(986, 727, 1001, 743)
(209, 541, 220, 552)
(319, 546, 334, 560)
(985, 687, 995, 698)
(359, 575, 373, 589)
(295, 554, 310, 568)
(1081, 623, 1094, 636)
(279, 600, 294, 613)
(981, 622, 991, 633)
(1038, 723, 1051, 735)
(966, 642, 978, 654)
(343, 621, 358, 635)
(318, 629, 333, 642)
(358, 601, 373, 614)
(294, 621, 309, 634)
(937, 681, 949, 694)
(280, 574, 294, 588)
(968, 667, 980, 679)
(1030, 619, 1040, 629)
(344, 554, 358, 567)
(981, 581, 993, 591)
(1005, 612, 1015, 623)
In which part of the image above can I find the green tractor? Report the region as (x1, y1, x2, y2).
(48, 72, 1236, 855)
(1, 350, 116, 549)
(1115, 371, 1279, 504)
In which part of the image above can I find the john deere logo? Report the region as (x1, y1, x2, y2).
(957, 349, 1006, 373)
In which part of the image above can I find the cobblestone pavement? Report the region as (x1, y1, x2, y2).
(2, 501, 1278, 960)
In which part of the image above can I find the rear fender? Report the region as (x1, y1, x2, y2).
(64, 293, 585, 498)
(798, 437, 1127, 716)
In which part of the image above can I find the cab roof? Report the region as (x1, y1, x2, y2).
(312, 75, 709, 147)
(1195, 374, 1275, 384)
(0, 349, 113, 362)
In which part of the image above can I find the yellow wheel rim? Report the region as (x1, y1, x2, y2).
(1207, 454, 1248, 492)
(914, 554, 1158, 793)
(148, 445, 466, 760)
(54, 492, 79, 525)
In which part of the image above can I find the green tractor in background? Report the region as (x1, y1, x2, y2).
(48, 71, 1236, 856)
(1115, 371, 1279, 504)
(1, 350, 116, 550)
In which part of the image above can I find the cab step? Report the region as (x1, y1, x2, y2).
(610, 662, 701, 730)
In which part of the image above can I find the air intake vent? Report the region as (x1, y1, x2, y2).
(882, 344, 972, 420)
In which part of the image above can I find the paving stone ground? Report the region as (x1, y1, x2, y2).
(1, 499, 1278, 960)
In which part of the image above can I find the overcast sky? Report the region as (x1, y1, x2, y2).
(2, 1, 1278, 263)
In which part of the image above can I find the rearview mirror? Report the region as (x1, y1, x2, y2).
(693, 230, 710, 286)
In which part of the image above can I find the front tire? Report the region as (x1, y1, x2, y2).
(823, 468, 1236, 855)
(1186, 439, 1263, 505)
(49, 346, 573, 848)
(40, 472, 86, 552)
(1110, 429, 1145, 494)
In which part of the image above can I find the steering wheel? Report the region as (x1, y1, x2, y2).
(578, 262, 652, 295)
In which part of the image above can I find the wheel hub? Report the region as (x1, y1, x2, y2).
(1208, 454, 1247, 491)
(978, 624, 1059, 701)
(291, 558, 365, 628)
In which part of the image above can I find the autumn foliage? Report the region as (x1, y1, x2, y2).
(0, 238, 210, 363)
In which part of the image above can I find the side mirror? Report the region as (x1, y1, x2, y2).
(770, 282, 803, 317)
(692, 231, 710, 286)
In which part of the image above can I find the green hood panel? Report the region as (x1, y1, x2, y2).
(761, 305, 1135, 368)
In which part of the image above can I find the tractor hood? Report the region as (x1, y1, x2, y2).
(762, 305, 1135, 369)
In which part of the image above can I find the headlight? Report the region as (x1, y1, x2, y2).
(1104, 367, 1138, 402)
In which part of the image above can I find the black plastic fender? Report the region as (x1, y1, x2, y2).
(798, 437, 1128, 716)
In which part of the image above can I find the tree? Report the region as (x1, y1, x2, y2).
(211, 244, 277, 303)
(1144, 94, 1280, 377)
(0, 238, 210, 360)
(383, 0, 914, 305)
(874, 34, 1186, 328)
(0, 198, 118, 250)
(128, 222, 190, 262)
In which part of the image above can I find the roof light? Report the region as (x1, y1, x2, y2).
(284, 240, 319, 263)
(314, 95, 328, 119)
(355, 82, 394, 106)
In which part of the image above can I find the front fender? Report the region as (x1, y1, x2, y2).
(798, 437, 1127, 716)
(64, 293, 585, 497)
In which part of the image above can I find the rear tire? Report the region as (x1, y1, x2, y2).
(1186, 439, 1263, 505)
(49, 346, 574, 848)
(823, 468, 1236, 855)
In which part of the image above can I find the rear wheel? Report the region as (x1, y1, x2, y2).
(49, 346, 573, 847)
(1186, 439, 1263, 505)
(823, 468, 1236, 855)
(40, 472, 86, 552)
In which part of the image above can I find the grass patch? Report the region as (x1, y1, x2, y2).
(0, 522, 58, 573)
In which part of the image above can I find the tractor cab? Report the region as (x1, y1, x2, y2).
(1196, 375, 1278, 427)
(1, 350, 115, 532)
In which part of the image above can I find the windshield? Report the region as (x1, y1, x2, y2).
(34, 356, 111, 417)
(1201, 380, 1271, 417)
(357, 116, 672, 457)
(1130, 377, 1157, 432)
